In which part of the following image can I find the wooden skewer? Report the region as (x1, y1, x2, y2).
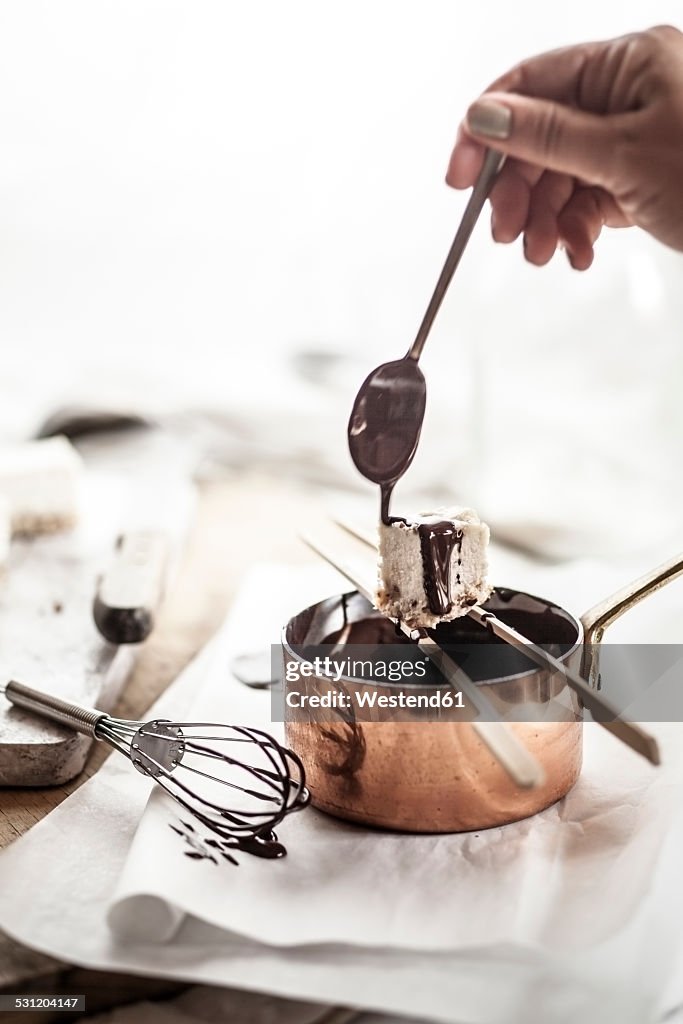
(301, 529, 546, 790)
(335, 518, 661, 767)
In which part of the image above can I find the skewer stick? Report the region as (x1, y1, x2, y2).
(301, 529, 545, 790)
(336, 519, 661, 767)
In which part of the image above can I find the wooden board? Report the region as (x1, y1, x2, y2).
(0, 429, 196, 787)
(0, 529, 135, 785)
(0, 473, 320, 1013)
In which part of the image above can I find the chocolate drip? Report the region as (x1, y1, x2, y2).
(416, 521, 463, 616)
(177, 730, 309, 862)
(380, 483, 394, 525)
(227, 830, 287, 860)
(341, 592, 349, 629)
(173, 820, 288, 864)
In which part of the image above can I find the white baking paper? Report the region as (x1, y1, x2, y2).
(1, 560, 683, 1024)
(106, 629, 682, 955)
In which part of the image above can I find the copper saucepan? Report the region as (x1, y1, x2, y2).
(282, 553, 683, 833)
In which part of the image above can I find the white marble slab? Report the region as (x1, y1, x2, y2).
(0, 428, 195, 786)
(0, 528, 135, 784)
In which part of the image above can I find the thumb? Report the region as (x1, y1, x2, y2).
(465, 91, 620, 188)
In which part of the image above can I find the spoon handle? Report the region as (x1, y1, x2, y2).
(407, 148, 505, 362)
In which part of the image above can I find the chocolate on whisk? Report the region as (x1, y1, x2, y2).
(1, 680, 310, 858)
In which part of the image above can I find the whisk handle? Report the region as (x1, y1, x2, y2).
(4, 680, 107, 737)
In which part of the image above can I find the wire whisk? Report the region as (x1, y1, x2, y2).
(2, 679, 309, 859)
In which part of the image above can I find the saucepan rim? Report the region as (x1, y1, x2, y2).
(281, 586, 585, 689)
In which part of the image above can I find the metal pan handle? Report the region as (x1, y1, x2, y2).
(580, 551, 683, 684)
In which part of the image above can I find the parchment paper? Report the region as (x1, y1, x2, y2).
(1, 561, 683, 1024)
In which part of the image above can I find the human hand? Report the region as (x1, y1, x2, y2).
(446, 26, 683, 269)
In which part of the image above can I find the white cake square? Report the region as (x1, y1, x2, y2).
(0, 436, 83, 536)
(376, 505, 492, 629)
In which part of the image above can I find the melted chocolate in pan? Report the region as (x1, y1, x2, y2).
(319, 593, 576, 684)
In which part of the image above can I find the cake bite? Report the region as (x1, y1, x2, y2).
(0, 436, 83, 536)
(376, 505, 492, 629)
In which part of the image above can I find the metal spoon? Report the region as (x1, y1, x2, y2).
(347, 148, 505, 521)
(230, 649, 274, 689)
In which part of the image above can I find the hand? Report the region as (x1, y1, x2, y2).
(446, 25, 683, 269)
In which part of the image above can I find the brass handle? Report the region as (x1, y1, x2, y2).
(580, 551, 683, 684)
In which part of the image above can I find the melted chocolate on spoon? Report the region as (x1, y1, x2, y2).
(347, 357, 426, 524)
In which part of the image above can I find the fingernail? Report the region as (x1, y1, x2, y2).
(466, 100, 512, 140)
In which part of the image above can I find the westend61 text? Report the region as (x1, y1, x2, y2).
(285, 689, 465, 710)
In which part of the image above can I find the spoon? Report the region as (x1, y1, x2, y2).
(230, 649, 273, 689)
(347, 148, 505, 522)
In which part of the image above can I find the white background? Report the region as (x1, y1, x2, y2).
(0, 1, 681, 559)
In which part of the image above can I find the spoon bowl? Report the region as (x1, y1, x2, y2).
(347, 357, 426, 490)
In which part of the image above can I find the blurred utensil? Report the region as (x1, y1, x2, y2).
(93, 530, 169, 645)
(230, 649, 274, 690)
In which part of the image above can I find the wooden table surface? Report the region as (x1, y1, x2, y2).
(0, 472, 318, 1021)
